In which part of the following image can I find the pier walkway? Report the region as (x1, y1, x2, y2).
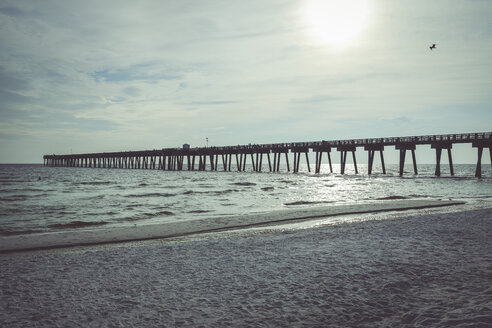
(44, 132, 492, 177)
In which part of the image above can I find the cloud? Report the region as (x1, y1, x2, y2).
(123, 86, 141, 97)
(291, 95, 341, 104)
(0, 66, 31, 95)
(0, 0, 491, 162)
(190, 100, 239, 106)
(0, 5, 37, 19)
(93, 64, 183, 83)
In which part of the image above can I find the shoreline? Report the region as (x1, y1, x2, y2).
(0, 199, 465, 253)
(1, 207, 490, 327)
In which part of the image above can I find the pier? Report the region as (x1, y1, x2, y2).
(44, 132, 492, 177)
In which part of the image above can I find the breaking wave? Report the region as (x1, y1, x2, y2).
(47, 221, 108, 229)
(231, 182, 257, 186)
(284, 200, 336, 206)
(125, 192, 177, 198)
(376, 196, 409, 200)
(75, 181, 114, 186)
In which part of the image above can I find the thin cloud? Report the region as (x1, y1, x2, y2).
(190, 101, 240, 106)
(0, 0, 491, 163)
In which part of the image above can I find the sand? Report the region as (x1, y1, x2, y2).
(1, 207, 491, 327)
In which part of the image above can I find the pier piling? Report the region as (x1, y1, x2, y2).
(431, 142, 453, 176)
(396, 143, 418, 176)
(364, 145, 385, 175)
(472, 139, 492, 178)
(337, 145, 357, 174)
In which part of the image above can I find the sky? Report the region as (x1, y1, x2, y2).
(0, 0, 491, 163)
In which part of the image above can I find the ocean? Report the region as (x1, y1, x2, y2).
(1, 163, 491, 327)
(1, 163, 491, 239)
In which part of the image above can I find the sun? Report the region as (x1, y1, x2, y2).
(303, 0, 372, 47)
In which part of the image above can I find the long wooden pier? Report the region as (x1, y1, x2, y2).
(44, 132, 492, 177)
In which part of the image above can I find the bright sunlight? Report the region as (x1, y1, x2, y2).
(303, 0, 372, 47)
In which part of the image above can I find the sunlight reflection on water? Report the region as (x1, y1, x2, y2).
(0, 164, 490, 236)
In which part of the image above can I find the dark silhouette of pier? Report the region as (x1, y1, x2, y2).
(44, 132, 492, 178)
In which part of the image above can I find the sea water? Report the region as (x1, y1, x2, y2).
(1, 163, 491, 238)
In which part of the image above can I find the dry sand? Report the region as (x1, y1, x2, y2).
(1, 208, 491, 327)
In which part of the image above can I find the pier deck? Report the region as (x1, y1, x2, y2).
(44, 132, 492, 177)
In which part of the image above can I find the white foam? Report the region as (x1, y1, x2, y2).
(0, 200, 463, 252)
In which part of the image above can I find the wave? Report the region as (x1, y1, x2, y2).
(125, 192, 176, 198)
(47, 221, 108, 229)
(152, 210, 174, 216)
(119, 210, 175, 222)
(0, 228, 45, 236)
(0, 195, 31, 202)
(408, 194, 433, 199)
(261, 187, 274, 191)
(0, 188, 46, 193)
(0, 179, 28, 183)
(375, 196, 409, 200)
(80, 194, 106, 201)
(187, 209, 213, 214)
(231, 182, 257, 186)
(75, 181, 114, 185)
(214, 189, 239, 195)
(454, 194, 492, 199)
(284, 200, 336, 206)
(182, 189, 239, 196)
(125, 203, 146, 209)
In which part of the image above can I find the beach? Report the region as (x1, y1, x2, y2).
(1, 207, 491, 327)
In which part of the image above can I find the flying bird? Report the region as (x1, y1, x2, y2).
(429, 43, 437, 50)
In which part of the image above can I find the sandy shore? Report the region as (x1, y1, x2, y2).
(1, 208, 491, 327)
(0, 200, 464, 252)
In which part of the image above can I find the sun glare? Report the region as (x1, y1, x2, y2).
(303, 0, 371, 47)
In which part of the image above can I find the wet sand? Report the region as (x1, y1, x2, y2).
(1, 208, 491, 327)
(0, 200, 464, 252)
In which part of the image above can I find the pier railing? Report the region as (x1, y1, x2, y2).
(44, 132, 492, 177)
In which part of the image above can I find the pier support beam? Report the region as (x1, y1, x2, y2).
(250, 153, 256, 172)
(242, 153, 247, 171)
(473, 140, 492, 178)
(431, 142, 453, 177)
(221, 154, 228, 171)
(209, 154, 215, 171)
(313, 147, 332, 174)
(291, 147, 310, 173)
(364, 145, 385, 175)
(337, 145, 357, 174)
(255, 152, 265, 172)
(274, 152, 280, 172)
(396, 143, 417, 176)
(235, 154, 241, 171)
(270, 151, 288, 172)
